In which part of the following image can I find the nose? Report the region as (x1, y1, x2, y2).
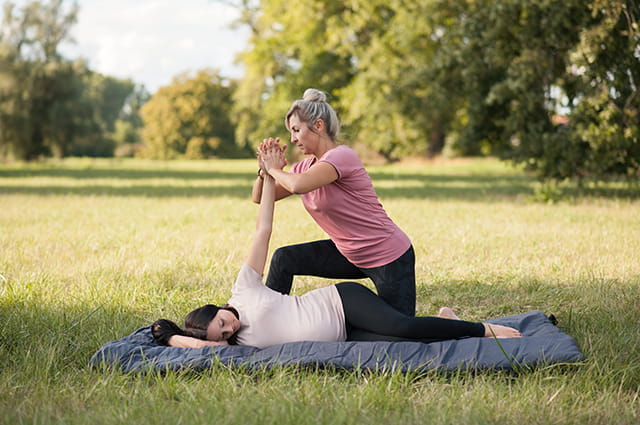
(222, 323, 235, 340)
(290, 134, 297, 144)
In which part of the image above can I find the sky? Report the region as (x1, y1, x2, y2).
(51, 0, 251, 93)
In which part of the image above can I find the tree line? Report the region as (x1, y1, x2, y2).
(1, 0, 638, 181)
(234, 0, 639, 180)
(0, 0, 149, 159)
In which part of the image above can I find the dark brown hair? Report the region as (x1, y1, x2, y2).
(183, 303, 240, 345)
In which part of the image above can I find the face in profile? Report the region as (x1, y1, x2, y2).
(206, 309, 240, 342)
(288, 114, 322, 155)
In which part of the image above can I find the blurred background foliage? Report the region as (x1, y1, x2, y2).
(1, 0, 638, 181)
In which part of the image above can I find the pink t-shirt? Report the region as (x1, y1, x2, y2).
(229, 264, 347, 349)
(291, 145, 411, 268)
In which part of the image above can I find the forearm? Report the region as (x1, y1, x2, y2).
(251, 175, 263, 203)
(252, 172, 291, 203)
(168, 334, 227, 348)
(266, 168, 298, 193)
(256, 175, 275, 232)
(265, 161, 338, 194)
(245, 175, 275, 274)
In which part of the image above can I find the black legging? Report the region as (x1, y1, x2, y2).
(335, 281, 485, 342)
(266, 239, 416, 316)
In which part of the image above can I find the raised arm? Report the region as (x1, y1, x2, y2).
(245, 145, 284, 275)
(251, 171, 292, 203)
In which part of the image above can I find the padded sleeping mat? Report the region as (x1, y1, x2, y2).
(89, 310, 584, 373)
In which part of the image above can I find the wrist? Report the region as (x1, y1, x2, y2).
(257, 168, 264, 180)
(266, 166, 281, 176)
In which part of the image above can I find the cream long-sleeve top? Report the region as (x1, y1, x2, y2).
(229, 264, 347, 349)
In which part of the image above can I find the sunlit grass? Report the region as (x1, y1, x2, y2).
(1, 157, 638, 424)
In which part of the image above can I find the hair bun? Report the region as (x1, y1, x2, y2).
(302, 88, 327, 103)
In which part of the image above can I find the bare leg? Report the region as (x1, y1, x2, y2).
(437, 307, 522, 338)
(437, 307, 460, 320)
(483, 323, 522, 338)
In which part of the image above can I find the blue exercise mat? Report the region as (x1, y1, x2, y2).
(89, 310, 584, 373)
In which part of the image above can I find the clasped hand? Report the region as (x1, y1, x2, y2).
(258, 137, 287, 173)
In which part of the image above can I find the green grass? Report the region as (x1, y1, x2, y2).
(1, 157, 639, 425)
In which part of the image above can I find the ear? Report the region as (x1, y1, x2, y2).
(314, 119, 325, 132)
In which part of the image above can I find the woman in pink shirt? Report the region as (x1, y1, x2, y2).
(151, 151, 521, 349)
(252, 89, 416, 320)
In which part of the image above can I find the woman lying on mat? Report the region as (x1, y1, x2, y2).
(151, 146, 521, 349)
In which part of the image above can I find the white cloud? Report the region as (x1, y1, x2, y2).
(58, 0, 250, 92)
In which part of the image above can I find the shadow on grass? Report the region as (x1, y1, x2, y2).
(0, 184, 253, 198)
(0, 166, 532, 200)
(1, 166, 638, 200)
(558, 184, 640, 200)
(0, 299, 149, 370)
(0, 167, 253, 181)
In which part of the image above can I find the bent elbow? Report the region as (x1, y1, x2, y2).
(289, 182, 311, 195)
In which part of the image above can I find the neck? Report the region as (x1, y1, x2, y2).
(314, 137, 337, 159)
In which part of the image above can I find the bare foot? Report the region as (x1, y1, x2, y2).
(483, 323, 522, 338)
(437, 307, 461, 320)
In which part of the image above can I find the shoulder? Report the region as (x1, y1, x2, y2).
(324, 145, 359, 161)
(321, 145, 364, 177)
(233, 263, 263, 291)
(291, 156, 316, 173)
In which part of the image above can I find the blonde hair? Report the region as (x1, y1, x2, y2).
(285, 88, 340, 141)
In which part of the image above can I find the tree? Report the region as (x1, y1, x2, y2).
(232, 0, 354, 155)
(111, 83, 149, 157)
(139, 69, 241, 159)
(0, 1, 144, 159)
(0, 0, 82, 159)
(428, 0, 639, 179)
(334, 0, 461, 160)
(233, 0, 638, 179)
(67, 71, 146, 157)
(233, 0, 463, 160)
(557, 0, 640, 179)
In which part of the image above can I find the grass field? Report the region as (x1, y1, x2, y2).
(1, 157, 639, 424)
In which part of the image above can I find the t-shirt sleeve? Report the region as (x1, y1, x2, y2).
(231, 263, 264, 296)
(320, 146, 362, 180)
(291, 157, 313, 174)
